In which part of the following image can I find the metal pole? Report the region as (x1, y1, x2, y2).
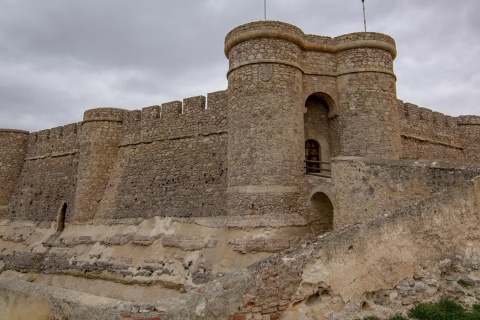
(362, 0, 367, 32)
(264, 0, 267, 20)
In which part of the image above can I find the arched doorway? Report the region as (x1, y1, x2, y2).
(309, 192, 333, 235)
(304, 94, 332, 168)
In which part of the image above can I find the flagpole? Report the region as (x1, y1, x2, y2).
(362, 0, 367, 32)
(264, 0, 267, 20)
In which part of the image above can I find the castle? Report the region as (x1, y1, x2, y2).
(0, 21, 479, 320)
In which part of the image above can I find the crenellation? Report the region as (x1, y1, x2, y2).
(50, 126, 63, 139)
(418, 106, 432, 121)
(37, 129, 51, 142)
(183, 95, 206, 115)
(161, 100, 183, 119)
(444, 115, 456, 128)
(402, 102, 418, 119)
(457, 115, 480, 125)
(398, 101, 467, 161)
(432, 111, 443, 125)
(457, 115, 480, 163)
(63, 122, 79, 135)
(206, 90, 227, 110)
(141, 105, 161, 121)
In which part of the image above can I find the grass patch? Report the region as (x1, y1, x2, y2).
(458, 279, 472, 289)
(363, 300, 480, 320)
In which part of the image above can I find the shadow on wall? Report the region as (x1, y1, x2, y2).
(310, 192, 333, 235)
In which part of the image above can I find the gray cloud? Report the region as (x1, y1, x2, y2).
(0, 0, 478, 132)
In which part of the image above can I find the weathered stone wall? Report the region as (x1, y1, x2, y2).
(335, 34, 400, 159)
(7, 124, 80, 221)
(458, 115, 480, 163)
(96, 91, 228, 219)
(399, 101, 465, 161)
(225, 22, 305, 216)
(0, 129, 28, 218)
(73, 108, 126, 222)
(331, 156, 480, 228)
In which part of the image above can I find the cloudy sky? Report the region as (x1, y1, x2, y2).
(0, 0, 478, 132)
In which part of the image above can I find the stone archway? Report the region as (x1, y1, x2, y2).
(304, 94, 333, 165)
(309, 192, 333, 235)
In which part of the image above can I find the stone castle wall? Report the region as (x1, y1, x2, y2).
(97, 91, 228, 219)
(2, 21, 479, 224)
(7, 124, 80, 221)
(332, 157, 480, 228)
(398, 101, 480, 163)
(6, 91, 229, 223)
(0, 129, 28, 219)
(458, 115, 480, 163)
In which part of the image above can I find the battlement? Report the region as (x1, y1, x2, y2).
(25, 123, 82, 159)
(457, 115, 480, 125)
(120, 90, 228, 146)
(398, 101, 469, 161)
(0, 129, 29, 134)
(401, 102, 457, 128)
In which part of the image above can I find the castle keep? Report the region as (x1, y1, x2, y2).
(0, 21, 479, 320)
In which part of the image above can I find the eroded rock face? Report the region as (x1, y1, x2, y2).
(281, 257, 480, 320)
(0, 215, 314, 301)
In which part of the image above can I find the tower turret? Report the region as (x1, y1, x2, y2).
(225, 21, 305, 215)
(224, 21, 400, 217)
(334, 32, 400, 158)
(73, 108, 127, 222)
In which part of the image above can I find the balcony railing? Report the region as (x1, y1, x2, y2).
(304, 160, 331, 178)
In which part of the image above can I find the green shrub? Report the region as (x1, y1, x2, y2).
(362, 300, 480, 320)
(363, 314, 408, 319)
(458, 279, 472, 289)
(408, 299, 480, 320)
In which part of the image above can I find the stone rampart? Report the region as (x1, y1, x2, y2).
(96, 91, 228, 219)
(331, 157, 480, 228)
(120, 91, 227, 146)
(0, 130, 29, 218)
(458, 115, 480, 163)
(399, 101, 464, 161)
(7, 124, 80, 221)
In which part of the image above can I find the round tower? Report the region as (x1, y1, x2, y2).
(73, 108, 127, 222)
(334, 32, 400, 158)
(0, 129, 29, 218)
(224, 21, 305, 215)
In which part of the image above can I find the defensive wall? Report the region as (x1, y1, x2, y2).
(398, 101, 480, 163)
(0, 20, 479, 319)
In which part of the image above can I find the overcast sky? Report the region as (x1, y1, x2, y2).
(0, 0, 478, 132)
